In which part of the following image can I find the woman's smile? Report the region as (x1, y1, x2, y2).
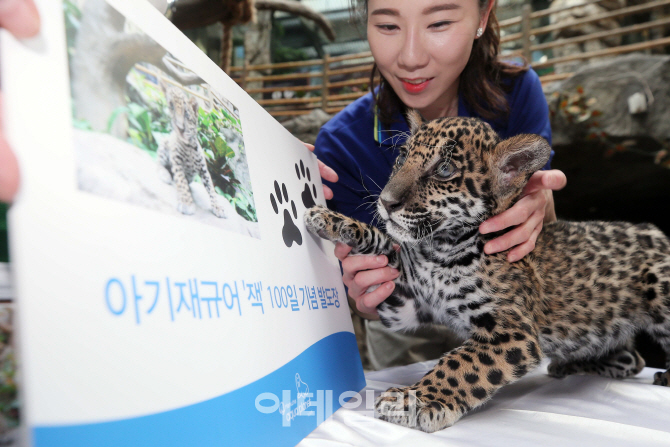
(399, 77, 433, 93)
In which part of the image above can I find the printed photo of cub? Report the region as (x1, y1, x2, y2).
(64, 0, 259, 238)
(157, 80, 227, 219)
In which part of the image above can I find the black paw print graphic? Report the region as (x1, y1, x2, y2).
(270, 180, 303, 248)
(295, 160, 317, 209)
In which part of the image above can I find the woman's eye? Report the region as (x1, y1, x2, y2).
(436, 162, 455, 179)
(429, 20, 453, 29)
(376, 24, 399, 31)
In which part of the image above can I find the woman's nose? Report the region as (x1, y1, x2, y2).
(397, 26, 429, 71)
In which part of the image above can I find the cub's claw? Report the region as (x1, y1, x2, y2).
(375, 386, 460, 433)
(653, 371, 669, 386)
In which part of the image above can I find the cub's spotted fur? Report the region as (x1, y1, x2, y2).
(305, 113, 670, 432)
(158, 80, 226, 218)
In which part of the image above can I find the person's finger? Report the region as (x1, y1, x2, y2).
(522, 170, 567, 196)
(507, 221, 543, 262)
(322, 184, 333, 200)
(484, 209, 543, 254)
(303, 142, 315, 151)
(357, 281, 396, 315)
(480, 191, 544, 234)
(0, 136, 20, 203)
(0, 0, 40, 39)
(318, 159, 338, 183)
(352, 266, 399, 290)
(333, 242, 353, 262)
(340, 253, 390, 280)
(0, 93, 20, 203)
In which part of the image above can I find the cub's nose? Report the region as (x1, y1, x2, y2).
(380, 192, 403, 214)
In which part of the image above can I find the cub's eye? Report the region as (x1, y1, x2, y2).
(396, 153, 407, 167)
(435, 162, 456, 179)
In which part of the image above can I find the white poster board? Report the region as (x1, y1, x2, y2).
(1, 0, 365, 445)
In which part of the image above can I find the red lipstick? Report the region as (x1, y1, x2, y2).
(400, 78, 432, 93)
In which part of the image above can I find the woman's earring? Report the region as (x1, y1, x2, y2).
(476, 27, 484, 38)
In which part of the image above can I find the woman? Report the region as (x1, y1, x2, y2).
(312, 0, 567, 369)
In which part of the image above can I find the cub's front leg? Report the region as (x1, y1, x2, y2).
(376, 324, 543, 432)
(304, 206, 397, 258)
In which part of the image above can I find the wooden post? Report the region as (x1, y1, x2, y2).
(241, 60, 248, 91)
(521, 4, 532, 62)
(322, 54, 330, 111)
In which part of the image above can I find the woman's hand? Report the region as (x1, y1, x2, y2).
(335, 242, 399, 317)
(0, 0, 40, 203)
(303, 142, 338, 200)
(302, 144, 395, 317)
(479, 169, 567, 262)
(0, 0, 39, 37)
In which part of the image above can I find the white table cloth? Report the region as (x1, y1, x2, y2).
(300, 359, 670, 446)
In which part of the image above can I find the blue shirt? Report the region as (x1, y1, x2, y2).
(314, 68, 552, 226)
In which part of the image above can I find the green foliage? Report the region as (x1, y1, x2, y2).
(107, 72, 172, 156)
(63, 0, 82, 60)
(271, 21, 309, 73)
(108, 101, 170, 155)
(198, 108, 257, 222)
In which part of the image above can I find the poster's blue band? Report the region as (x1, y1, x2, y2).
(33, 331, 365, 447)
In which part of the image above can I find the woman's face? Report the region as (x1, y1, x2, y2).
(367, 0, 487, 120)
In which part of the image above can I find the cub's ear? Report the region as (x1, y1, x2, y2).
(406, 109, 425, 135)
(490, 134, 551, 197)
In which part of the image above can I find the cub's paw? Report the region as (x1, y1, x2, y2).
(158, 166, 173, 184)
(547, 361, 569, 379)
(177, 200, 196, 215)
(211, 203, 227, 219)
(653, 371, 669, 387)
(375, 386, 459, 433)
(303, 206, 331, 239)
(304, 207, 357, 246)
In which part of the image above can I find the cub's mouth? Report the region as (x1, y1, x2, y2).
(382, 215, 423, 244)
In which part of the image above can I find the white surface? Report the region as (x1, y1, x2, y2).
(301, 359, 670, 446)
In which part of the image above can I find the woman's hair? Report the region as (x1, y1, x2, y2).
(349, 0, 528, 127)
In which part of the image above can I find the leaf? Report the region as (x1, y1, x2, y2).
(214, 135, 235, 158)
(106, 106, 130, 133)
(139, 110, 153, 133)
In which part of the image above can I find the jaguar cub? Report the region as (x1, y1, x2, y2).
(305, 112, 670, 433)
(158, 80, 226, 218)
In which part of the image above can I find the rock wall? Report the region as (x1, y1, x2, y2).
(546, 54, 670, 146)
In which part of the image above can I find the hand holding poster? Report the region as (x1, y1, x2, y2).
(0, 0, 365, 445)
